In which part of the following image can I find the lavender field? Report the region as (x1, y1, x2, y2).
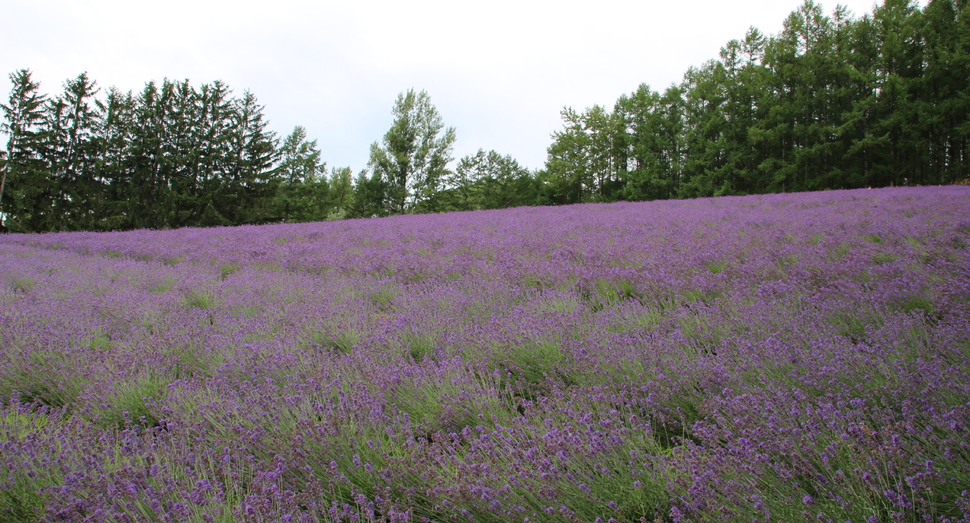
(2, 187, 969, 523)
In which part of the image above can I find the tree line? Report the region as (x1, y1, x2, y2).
(1, 0, 968, 232)
(0, 74, 289, 232)
(541, 0, 970, 203)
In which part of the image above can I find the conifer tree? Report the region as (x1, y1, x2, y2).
(273, 125, 329, 222)
(45, 72, 103, 229)
(0, 69, 51, 232)
(94, 87, 136, 230)
(544, 105, 623, 203)
(348, 169, 387, 218)
(448, 149, 534, 211)
(614, 84, 684, 200)
(220, 91, 280, 224)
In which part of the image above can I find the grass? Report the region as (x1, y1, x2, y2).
(0, 408, 63, 523)
(8, 277, 34, 294)
(183, 288, 217, 310)
(0, 482, 45, 523)
(91, 373, 167, 430)
(0, 351, 85, 409)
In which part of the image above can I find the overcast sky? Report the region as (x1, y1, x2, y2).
(2, 0, 916, 173)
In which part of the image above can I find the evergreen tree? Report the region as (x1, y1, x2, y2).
(219, 91, 280, 224)
(446, 151, 484, 211)
(869, 0, 925, 187)
(916, 0, 970, 184)
(273, 125, 329, 222)
(186, 80, 235, 227)
(44, 72, 103, 229)
(614, 84, 684, 200)
(544, 108, 591, 204)
(348, 169, 387, 219)
(447, 149, 536, 211)
(94, 87, 137, 230)
(0, 69, 52, 232)
(677, 59, 731, 198)
(544, 105, 624, 203)
(126, 81, 173, 229)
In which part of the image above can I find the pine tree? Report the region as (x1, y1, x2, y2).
(918, 0, 970, 184)
(544, 105, 624, 203)
(448, 149, 534, 211)
(447, 150, 485, 211)
(0, 69, 52, 232)
(45, 72, 103, 229)
(678, 60, 730, 197)
(126, 81, 173, 229)
(187, 80, 235, 227)
(614, 84, 684, 200)
(273, 125, 329, 222)
(94, 87, 137, 230)
(220, 91, 280, 224)
(870, 0, 925, 187)
(348, 169, 387, 219)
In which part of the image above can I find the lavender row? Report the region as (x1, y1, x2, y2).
(2, 186, 969, 522)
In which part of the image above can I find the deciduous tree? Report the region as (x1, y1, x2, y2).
(368, 89, 455, 214)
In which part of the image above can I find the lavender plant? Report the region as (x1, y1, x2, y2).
(1, 186, 969, 522)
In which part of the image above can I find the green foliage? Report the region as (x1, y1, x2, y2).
(91, 374, 166, 430)
(0, 485, 45, 523)
(615, 84, 685, 201)
(0, 76, 284, 231)
(8, 276, 34, 293)
(870, 252, 900, 264)
(45, 72, 103, 231)
(366, 283, 399, 311)
(149, 277, 175, 293)
(0, 69, 51, 233)
(218, 263, 239, 280)
(0, 351, 84, 409)
(596, 279, 642, 303)
(896, 293, 935, 316)
(347, 169, 388, 219)
(445, 149, 538, 211)
(367, 89, 456, 215)
(309, 328, 360, 355)
(400, 332, 437, 363)
(541, 0, 970, 200)
(499, 339, 579, 398)
(388, 365, 509, 434)
(327, 166, 355, 218)
(271, 125, 331, 223)
(544, 105, 625, 204)
(184, 288, 217, 310)
(828, 306, 882, 344)
(0, 410, 62, 522)
(704, 260, 727, 274)
(1, 409, 51, 439)
(4, 0, 969, 231)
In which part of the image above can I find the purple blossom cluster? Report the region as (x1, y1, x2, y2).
(2, 186, 969, 522)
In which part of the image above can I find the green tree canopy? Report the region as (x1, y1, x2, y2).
(0, 69, 51, 232)
(368, 89, 456, 215)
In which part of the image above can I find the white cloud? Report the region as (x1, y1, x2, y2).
(1, 0, 914, 172)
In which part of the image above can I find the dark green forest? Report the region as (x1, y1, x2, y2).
(1, 0, 968, 232)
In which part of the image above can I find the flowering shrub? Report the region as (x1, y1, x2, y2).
(1, 186, 969, 522)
